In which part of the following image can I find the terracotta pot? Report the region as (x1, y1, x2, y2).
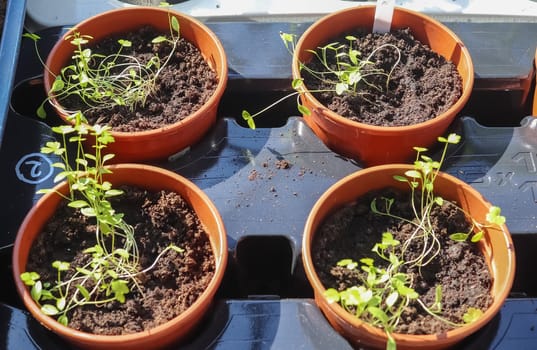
(293, 6, 474, 166)
(43, 7, 228, 163)
(12, 164, 228, 350)
(302, 164, 515, 349)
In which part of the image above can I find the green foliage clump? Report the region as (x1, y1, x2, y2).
(23, 3, 181, 119)
(323, 134, 505, 350)
(242, 32, 400, 129)
(21, 112, 182, 326)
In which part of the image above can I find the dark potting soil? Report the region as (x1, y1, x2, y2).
(59, 26, 218, 132)
(26, 186, 215, 335)
(302, 28, 462, 127)
(312, 188, 492, 335)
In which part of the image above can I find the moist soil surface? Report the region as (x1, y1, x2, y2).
(312, 188, 492, 335)
(303, 28, 462, 127)
(26, 186, 215, 335)
(60, 26, 218, 132)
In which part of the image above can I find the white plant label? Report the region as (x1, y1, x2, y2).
(373, 0, 395, 33)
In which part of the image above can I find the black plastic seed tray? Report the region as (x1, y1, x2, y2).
(1, 17, 537, 349)
(0, 0, 27, 147)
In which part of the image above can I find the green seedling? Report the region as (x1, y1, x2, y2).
(325, 133, 504, 350)
(23, 2, 181, 119)
(242, 32, 401, 129)
(21, 111, 183, 326)
(325, 232, 418, 350)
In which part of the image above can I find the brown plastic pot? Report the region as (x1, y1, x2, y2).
(293, 6, 474, 166)
(43, 7, 228, 163)
(302, 164, 515, 350)
(12, 164, 228, 350)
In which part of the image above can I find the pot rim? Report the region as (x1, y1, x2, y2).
(43, 6, 228, 138)
(292, 5, 474, 133)
(12, 163, 228, 346)
(302, 164, 515, 345)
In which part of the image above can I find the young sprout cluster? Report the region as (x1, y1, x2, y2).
(324, 134, 505, 350)
(242, 32, 401, 129)
(20, 112, 182, 326)
(24, 3, 180, 118)
(20, 3, 189, 326)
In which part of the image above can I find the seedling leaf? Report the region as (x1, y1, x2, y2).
(23, 32, 41, 41)
(21, 272, 40, 286)
(324, 288, 340, 304)
(393, 175, 408, 183)
(56, 297, 66, 311)
(111, 280, 130, 303)
(291, 78, 303, 90)
(297, 104, 311, 116)
(118, 39, 132, 47)
(486, 206, 505, 225)
(76, 285, 90, 301)
(337, 258, 357, 269)
(367, 306, 389, 324)
(171, 16, 180, 33)
(449, 232, 469, 242)
(52, 261, 70, 271)
(152, 36, 167, 44)
(68, 200, 89, 209)
(463, 307, 483, 324)
(41, 304, 59, 316)
(242, 110, 256, 129)
(58, 315, 69, 326)
(31, 281, 43, 301)
(471, 231, 484, 242)
(385, 291, 399, 308)
(50, 78, 65, 93)
(404, 170, 421, 179)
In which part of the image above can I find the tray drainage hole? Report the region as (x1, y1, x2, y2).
(235, 236, 293, 297)
(10, 77, 63, 126)
(0, 249, 24, 308)
(510, 234, 537, 297)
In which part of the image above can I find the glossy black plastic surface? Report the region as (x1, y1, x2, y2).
(0, 0, 26, 146)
